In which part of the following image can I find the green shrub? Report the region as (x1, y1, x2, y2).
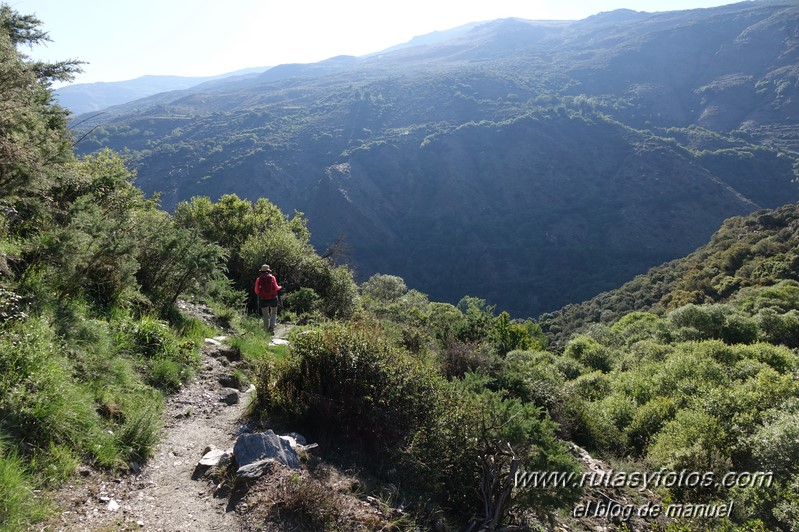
(756, 308, 799, 348)
(406, 387, 581, 524)
(550, 393, 610, 450)
(669, 303, 758, 344)
(489, 311, 547, 356)
(596, 393, 637, 432)
(626, 396, 676, 454)
(647, 409, 730, 476)
(738, 342, 797, 374)
(0, 318, 97, 451)
(554, 355, 586, 380)
(256, 321, 446, 462)
(281, 287, 322, 316)
(652, 342, 727, 400)
(497, 350, 565, 407)
(735, 281, 799, 313)
(564, 336, 613, 372)
(610, 311, 672, 346)
(360, 273, 408, 302)
(119, 316, 199, 391)
(568, 371, 611, 401)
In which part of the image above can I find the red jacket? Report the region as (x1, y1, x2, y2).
(255, 273, 281, 299)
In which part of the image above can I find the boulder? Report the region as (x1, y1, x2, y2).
(220, 388, 239, 405)
(234, 430, 300, 477)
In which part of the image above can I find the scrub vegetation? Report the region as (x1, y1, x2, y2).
(2, 3, 799, 531)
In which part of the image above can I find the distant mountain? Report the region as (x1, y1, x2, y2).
(372, 21, 486, 55)
(71, 1, 799, 318)
(55, 67, 270, 114)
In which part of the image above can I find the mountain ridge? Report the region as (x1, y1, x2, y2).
(70, 1, 799, 317)
(55, 67, 271, 114)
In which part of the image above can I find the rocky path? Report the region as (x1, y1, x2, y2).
(43, 320, 293, 532)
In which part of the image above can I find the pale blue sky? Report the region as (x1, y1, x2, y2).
(11, 0, 744, 86)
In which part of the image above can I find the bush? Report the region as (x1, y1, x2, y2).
(564, 336, 613, 372)
(626, 396, 676, 454)
(439, 341, 499, 379)
(489, 311, 547, 356)
(360, 273, 407, 302)
(610, 311, 672, 346)
(114, 316, 199, 392)
(255, 321, 446, 463)
(747, 408, 799, 477)
(280, 287, 321, 316)
(406, 387, 581, 525)
(0, 318, 98, 452)
(568, 371, 611, 401)
(647, 409, 730, 478)
(668, 303, 758, 344)
(756, 308, 799, 348)
(497, 350, 565, 408)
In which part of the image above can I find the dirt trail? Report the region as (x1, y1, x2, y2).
(43, 320, 293, 532)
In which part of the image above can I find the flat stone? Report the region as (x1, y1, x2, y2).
(204, 338, 222, 346)
(236, 458, 276, 479)
(198, 448, 231, 467)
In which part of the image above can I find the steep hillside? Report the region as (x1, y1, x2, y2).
(542, 201, 799, 343)
(72, 1, 799, 317)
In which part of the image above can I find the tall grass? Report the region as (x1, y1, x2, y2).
(228, 313, 276, 361)
(0, 435, 47, 531)
(0, 301, 195, 528)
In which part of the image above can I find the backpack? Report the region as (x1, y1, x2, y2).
(256, 273, 274, 298)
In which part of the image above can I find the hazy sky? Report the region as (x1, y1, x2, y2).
(12, 0, 742, 86)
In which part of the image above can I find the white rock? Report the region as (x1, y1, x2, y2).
(198, 448, 232, 467)
(268, 338, 290, 346)
(204, 338, 221, 346)
(107, 499, 120, 512)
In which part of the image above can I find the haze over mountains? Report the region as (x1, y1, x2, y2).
(54, 67, 271, 115)
(71, 0, 799, 318)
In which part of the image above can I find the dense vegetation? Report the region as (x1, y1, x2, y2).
(4, 4, 799, 531)
(69, 1, 799, 317)
(542, 204, 799, 343)
(0, 7, 354, 529)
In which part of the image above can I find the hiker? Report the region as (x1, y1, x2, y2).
(254, 264, 282, 332)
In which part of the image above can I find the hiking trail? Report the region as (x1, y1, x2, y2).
(43, 306, 293, 532)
